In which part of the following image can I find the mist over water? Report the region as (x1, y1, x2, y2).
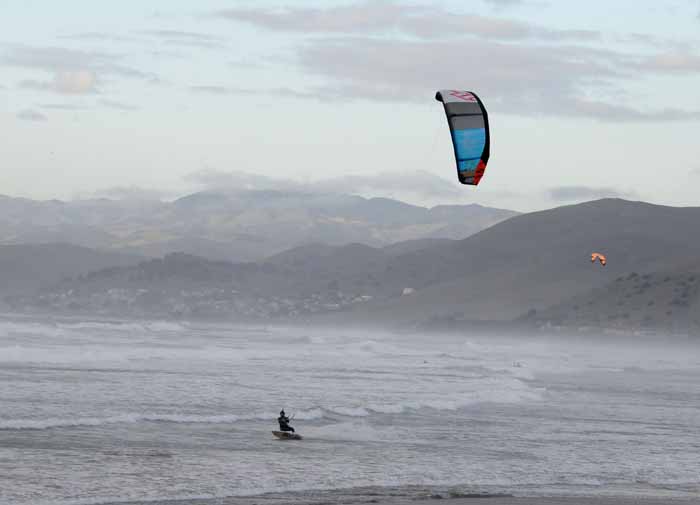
(1, 317, 699, 505)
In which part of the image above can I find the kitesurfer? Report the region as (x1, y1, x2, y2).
(278, 410, 295, 433)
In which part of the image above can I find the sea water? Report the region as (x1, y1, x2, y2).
(1, 316, 699, 504)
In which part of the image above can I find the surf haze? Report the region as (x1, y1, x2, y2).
(4, 1, 700, 505)
(3, 321, 700, 504)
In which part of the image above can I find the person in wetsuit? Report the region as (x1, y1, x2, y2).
(278, 409, 294, 433)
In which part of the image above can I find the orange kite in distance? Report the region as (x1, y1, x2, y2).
(591, 252, 607, 266)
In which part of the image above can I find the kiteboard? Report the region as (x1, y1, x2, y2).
(272, 431, 303, 440)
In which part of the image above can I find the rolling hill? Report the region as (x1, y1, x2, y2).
(10, 198, 700, 335)
(0, 192, 517, 262)
(0, 243, 142, 298)
(528, 262, 700, 335)
(306, 198, 700, 329)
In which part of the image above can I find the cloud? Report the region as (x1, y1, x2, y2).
(54, 70, 98, 93)
(83, 185, 173, 201)
(138, 29, 227, 49)
(58, 31, 218, 60)
(189, 76, 700, 121)
(19, 70, 98, 95)
(185, 169, 462, 202)
(215, 2, 411, 35)
(58, 32, 130, 43)
(20, 79, 56, 93)
(211, 1, 700, 122)
(17, 109, 47, 122)
(634, 51, 700, 74)
(312, 171, 463, 200)
(40, 103, 90, 111)
(2, 44, 157, 97)
(290, 36, 700, 120)
(483, 0, 524, 6)
(294, 37, 613, 104)
(547, 186, 635, 202)
(99, 99, 139, 111)
(59, 27, 226, 49)
(189, 85, 234, 95)
(2, 45, 148, 77)
(188, 85, 320, 100)
(559, 99, 700, 122)
(214, 2, 598, 41)
(186, 170, 288, 191)
(229, 59, 264, 69)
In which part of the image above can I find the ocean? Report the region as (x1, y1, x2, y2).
(1, 316, 699, 504)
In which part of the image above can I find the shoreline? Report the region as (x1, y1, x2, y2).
(125, 493, 699, 505)
(402, 498, 694, 505)
(410, 498, 697, 505)
(223, 494, 699, 505)
(131, 487, 700, 505)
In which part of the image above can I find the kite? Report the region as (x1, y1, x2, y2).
(435, 90, 490, 185)
(591, 252, 607, 266)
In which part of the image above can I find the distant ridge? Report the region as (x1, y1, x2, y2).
(0, 191, 517, 262)
(314, 198, 700, 332)
(0, 243, 141, 297)
(8, 198, 700, 336)
(528, 262, 700, 335)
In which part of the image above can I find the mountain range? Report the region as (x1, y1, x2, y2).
(5, 197, 700, 336)
(0, 191, 516, 262)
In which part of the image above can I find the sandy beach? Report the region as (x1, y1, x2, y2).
(412, 498, 698, 505)
(212, 492, 700, 505)
(407, 499, 695, 505)
(410, 498, 697, 505)
(225, 495, 699, 505)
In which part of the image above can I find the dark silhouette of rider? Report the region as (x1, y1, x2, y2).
(278, 409, 294, 433)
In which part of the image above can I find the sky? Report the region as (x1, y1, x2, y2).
(2, 0, 700, 212)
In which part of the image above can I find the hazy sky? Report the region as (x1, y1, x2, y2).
(2, 0, 700, 211)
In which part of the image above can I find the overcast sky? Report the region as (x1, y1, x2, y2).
(2, 0, 700, 211)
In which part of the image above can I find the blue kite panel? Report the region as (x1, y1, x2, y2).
(458, 159, 480, 172)
(452, 128, 486, 162)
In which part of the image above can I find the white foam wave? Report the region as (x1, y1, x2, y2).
(328, 406, 371, 417)
(368, 403, 406, 414)
(58, 320, 186, 332)
(145, 321, 186, 332)
(0, 320, 69, 338)
(0, 408, 325, 431)
(0, 381, 545, 431)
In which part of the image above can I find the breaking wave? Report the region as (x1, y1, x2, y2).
(0, 379, 542, 431)
(0, 408, 325, 431)
(58, 320, 186, 332)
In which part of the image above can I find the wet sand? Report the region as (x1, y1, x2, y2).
(227, 491, 700, 505)
(219, 492, 699, 505)
(411, 498, 698, 505)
